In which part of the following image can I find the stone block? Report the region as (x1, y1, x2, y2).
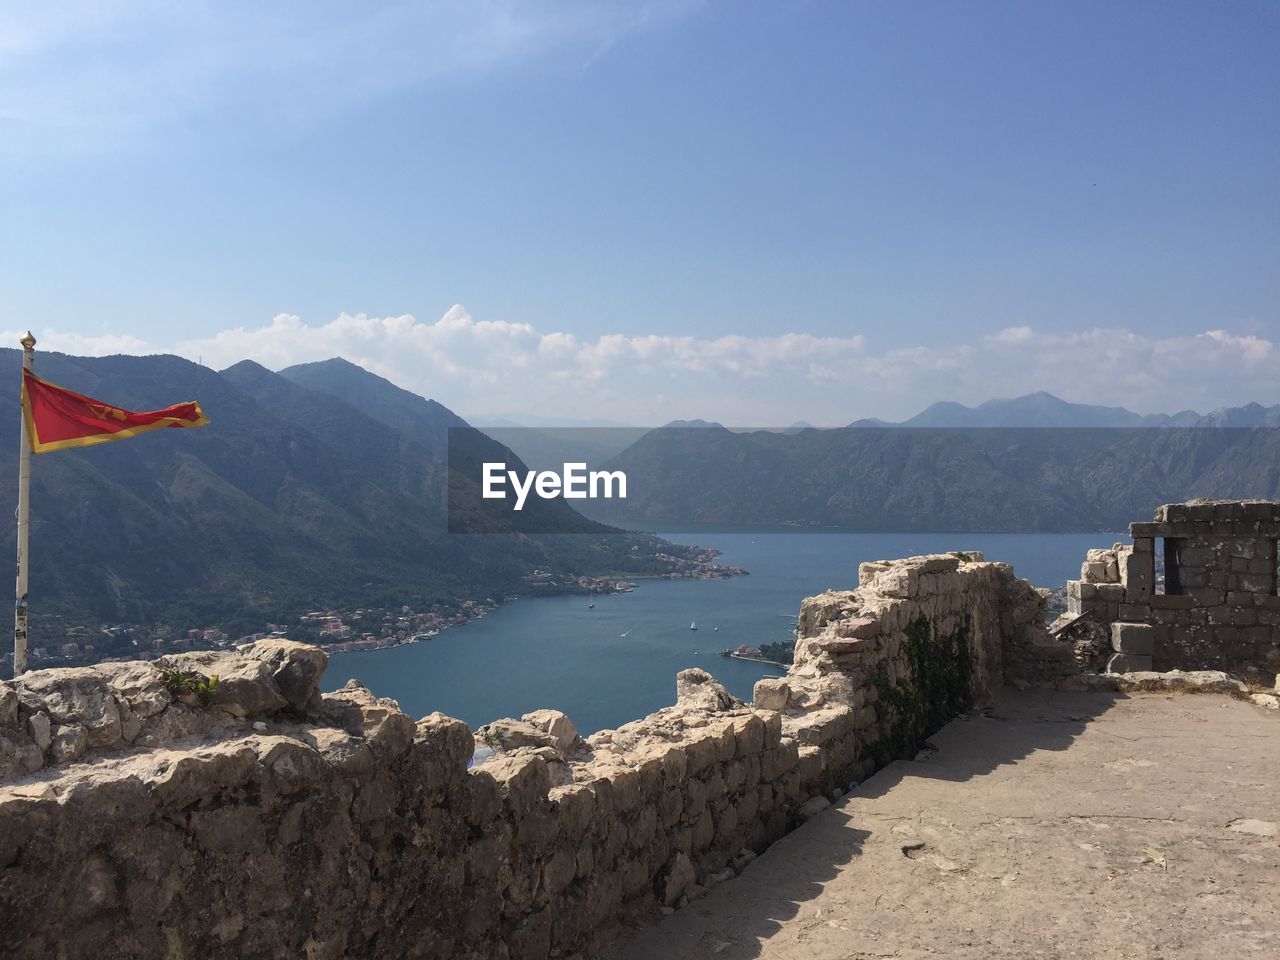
(1106, 653, 1153, 674)
(1241, 501, 1279, 521)
(858, 561, 890, 586)
(1119, 551, 1152, 602)
(1179, 546, 1213, 566)
(752, 678, 790, 711)
(1229, 607, 1257, 626)
(731, 714, 765, 758)
(873, 566, 918, 599)
(240, 639, 328, 711)
(1238, 575, 1275, 593)
(675, 668, 742, 713)
(521, 709, 581, 754)
(1187, 502, 1216, 521)
(1186, 587, 1220, 609)
(841, 617, 880, 639)
(1117, 603, 1151, 622)
(760, 710, 783, 748)
(1095, 584, 1124, 602)
(1111, 623, 1155, 656)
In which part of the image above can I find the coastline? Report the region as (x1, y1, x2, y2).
(720, 652, 789, 669)
(322, 557, 749, 657)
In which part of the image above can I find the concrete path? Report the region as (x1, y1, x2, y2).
(608, 690, 1280, 960)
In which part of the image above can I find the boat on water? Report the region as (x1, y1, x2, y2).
(690, 621, 698, 631)
(587, 602, 594, 608)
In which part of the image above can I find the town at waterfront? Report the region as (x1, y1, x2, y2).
(15, 547, 745, 674)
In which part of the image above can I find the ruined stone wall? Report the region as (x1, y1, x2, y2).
(0, 554, 1056, 960)
(760, 552, 1062, 760)
(1065, 500, 1280, 676)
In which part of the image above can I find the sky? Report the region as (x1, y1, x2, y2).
(1, 1, 1277, 425)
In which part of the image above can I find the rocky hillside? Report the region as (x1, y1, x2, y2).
(0, 350, 688, 638)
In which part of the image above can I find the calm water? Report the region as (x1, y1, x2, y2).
(322, 532, 1106, 734)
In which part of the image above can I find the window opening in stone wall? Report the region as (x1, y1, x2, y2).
(1157, 538, 1184, 596)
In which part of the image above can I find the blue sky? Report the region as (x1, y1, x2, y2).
(1, 1, 1277, 423)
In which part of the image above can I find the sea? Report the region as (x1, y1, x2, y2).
(321, 531, 1108, 735)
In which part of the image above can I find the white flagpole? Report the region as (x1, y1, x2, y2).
(14, 331, 35, 675)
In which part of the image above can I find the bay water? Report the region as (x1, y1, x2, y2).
(322, 532, 1107, 734)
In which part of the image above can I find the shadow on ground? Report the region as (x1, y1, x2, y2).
(607, 688, 1130, 960)
(855, 688, 1127, 798)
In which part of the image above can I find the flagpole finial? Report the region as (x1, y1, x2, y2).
(19, 332, 35, 350)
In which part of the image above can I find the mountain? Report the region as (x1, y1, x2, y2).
(903, 392, 1152, 428)
(0, 351, 692, 642)
(848, 391, 1280, 429)
(1195, 402, 1280, 428)
(277, 359, 623, 534)
(468, 413, 636, 429)
(590, 422, 1280, 531)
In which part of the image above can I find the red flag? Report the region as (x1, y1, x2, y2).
(21, 369, 208, 454)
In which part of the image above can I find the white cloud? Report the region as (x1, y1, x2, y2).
(1198, 329, 1272, 364)
(988, 326, 1034, 344)
(166, 307, 872, 422)
(166, 307, 1280, 424)
(0, 329, 154, 357)
(11, 308, 1276, 425)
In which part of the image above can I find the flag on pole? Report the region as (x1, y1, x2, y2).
(21, 369, 208, 454)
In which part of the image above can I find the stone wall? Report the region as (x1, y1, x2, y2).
(0, 553, 1059, 960)
(1064, 500, 1280, 676)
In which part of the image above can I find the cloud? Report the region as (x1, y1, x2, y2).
(167, 307, 871, 421)
(1198, 330, 1272, 364)
(0, 1, 700, 150)
(988, 326, 1034, 344)
(161, 307, 1277, 424)
(0, 329, 154, 357)
(10, 308, 1276, 424)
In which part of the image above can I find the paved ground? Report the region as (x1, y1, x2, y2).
(609, 690, 1280, 960)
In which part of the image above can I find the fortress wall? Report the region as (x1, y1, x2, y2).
(0, 554, 1055, 960)
(1065, 500, 1280, 674)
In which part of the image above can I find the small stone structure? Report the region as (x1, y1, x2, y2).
(1064, 499, 1280, 675)
(0, 552, 1062, 960)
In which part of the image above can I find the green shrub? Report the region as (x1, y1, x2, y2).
(156, 665, 220, 703)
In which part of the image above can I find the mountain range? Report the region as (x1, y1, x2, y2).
(585, 407, 1280, 532)
(848, 391, 1280, 429)
(5, 354, 1276, 641)
(0, 351, 686, 641)
(486, 393, 1280, 472)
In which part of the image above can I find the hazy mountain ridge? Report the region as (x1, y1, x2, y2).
(850, 391, 1280, 429)
(0, 351, 679, 635)
(592, 423, 1280, 531)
